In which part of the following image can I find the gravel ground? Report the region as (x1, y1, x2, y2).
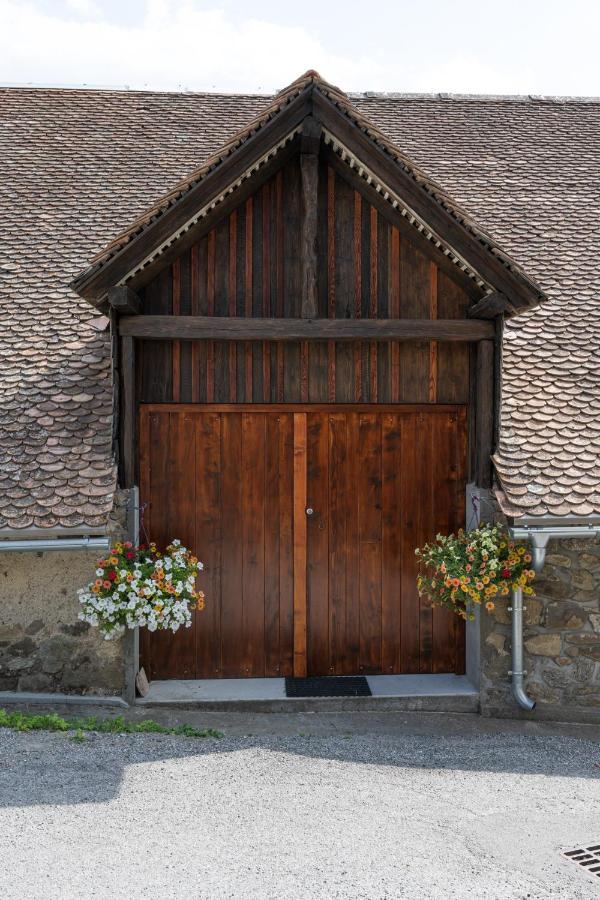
(1, 717, 599, 899)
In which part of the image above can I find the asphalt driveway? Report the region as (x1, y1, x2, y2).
(1, 710, 599, 899)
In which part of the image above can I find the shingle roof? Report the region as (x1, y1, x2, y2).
(1, 80, 599, 527)
(73, 72, 544, 312)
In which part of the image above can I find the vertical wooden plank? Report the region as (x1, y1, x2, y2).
(306, 412, 329, 675)
(335, 342, 353, 403)
(276, 169, 284, 316)
(429, 262, 438, 402)
(293, 413, 308, 677)
(369, 208, 378, 402)
(308, 342, 328, 402)
(228, 212, 237, 402)
(400, 412, 420, 672)
(399, 241, 430, 402)
(369, 207, 378, 318)
(300, 341, 309, 401)
(300, 149, 319, 318)
(262, 183, 271, 402)
(358, 413, 382, 674)
(171, 260, 181, 401)
(328, 414, 348, 674)
(418, 413, 434, 673)
(219, 412, 243, 677)
(241, 413, 266, 675)
(353, 191, 362, 319)
(327, 165, 336, 403)
(245, 198, 253, 398)
(264, 413, 282, 676)
(431, 411, 460, 673)
(279, 413, 295, 675)
(476, 340, 495, 488)
(206, 230, 216, 401)
(137, 406, 151, 677)
(119, 335, 135, 487)
(390, 228, 401, 403)
(344, 412, 360, 673)
(195, 412, 222, 676)
(191, 244, 200, 401)
(381, 413, 402, 672)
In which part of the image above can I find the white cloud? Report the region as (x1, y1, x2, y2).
(0, 0, 598, 95)
(64, 0, 101, 18)
(0, 0, 389, 91)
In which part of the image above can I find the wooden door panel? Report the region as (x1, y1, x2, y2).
(140, 408, 295, 679)
(140, 404, 465, 681)
(305, 407, 466, 676)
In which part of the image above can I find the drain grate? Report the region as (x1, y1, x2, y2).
(563, 844, 600, 879)
(285, 676, 372, 698)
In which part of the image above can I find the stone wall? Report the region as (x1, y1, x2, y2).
(0, 489, 130, 696)
(480, 537, 600, 719)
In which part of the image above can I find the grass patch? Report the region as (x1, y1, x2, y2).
(0, 708, 222, 739)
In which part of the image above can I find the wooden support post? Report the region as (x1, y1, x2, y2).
(119, 335, 136, 487)
(300, 117, 321, 319)
(475, 339, 495, 489)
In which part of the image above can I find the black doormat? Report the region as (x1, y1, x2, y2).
(285, 676, 372, 698)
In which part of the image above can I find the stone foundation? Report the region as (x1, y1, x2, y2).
(480, 537, 600, 717)
(0, 489, 131, 696)
(0, 549, 123, 694)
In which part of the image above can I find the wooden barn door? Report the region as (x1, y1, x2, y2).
(139, 408, 295, 679)
(139, 405, 466, 680)
(304, 408, 466, 676)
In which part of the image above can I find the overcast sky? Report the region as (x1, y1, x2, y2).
(1, 0, 599, 96)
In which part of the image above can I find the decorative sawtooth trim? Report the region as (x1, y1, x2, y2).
(323, 129, 491, 291)
(119, 125, 303, 286)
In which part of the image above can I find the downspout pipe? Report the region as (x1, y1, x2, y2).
(508, 523, 600, 711)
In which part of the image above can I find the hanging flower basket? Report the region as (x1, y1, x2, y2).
(78, 540, 205, 639)
(415, 524, 535, 620)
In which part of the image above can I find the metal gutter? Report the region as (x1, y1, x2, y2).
(0, 526, 108, 539)
(0, 536, 109, 553)
(507, 520, 600, 711)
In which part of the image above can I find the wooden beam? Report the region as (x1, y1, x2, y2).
(300, 117, 321, 318)
(475, 339, 495, 489)
(108, 286, 142, 315)
(467, 291, 508, 319)
(119, 315, 495, 342)
(313, 90, 541, 310)
(119, 335, 136, 487)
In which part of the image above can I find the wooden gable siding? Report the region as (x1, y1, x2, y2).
(136, 154, 472, 405)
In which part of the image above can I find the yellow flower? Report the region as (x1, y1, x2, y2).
(482, 576, 490, 585)
(109, 556, 118, 566)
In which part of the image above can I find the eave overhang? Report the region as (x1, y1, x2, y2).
(71, 71, 546, 316)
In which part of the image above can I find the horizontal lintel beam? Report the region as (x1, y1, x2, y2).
(119, 315, 494, 342)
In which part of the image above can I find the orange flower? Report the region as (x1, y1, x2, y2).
(485, 601, 495, 611)
(102, 580, 111, 589)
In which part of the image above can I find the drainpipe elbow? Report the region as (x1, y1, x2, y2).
(512, 680, 536, 711)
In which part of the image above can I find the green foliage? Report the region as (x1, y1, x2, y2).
(0, 708, 222, 739)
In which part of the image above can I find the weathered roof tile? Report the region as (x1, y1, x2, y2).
(0, 83, 599, 525)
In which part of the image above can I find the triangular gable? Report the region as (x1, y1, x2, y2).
(72, 71, 545, 315)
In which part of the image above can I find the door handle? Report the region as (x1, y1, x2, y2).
(305, 507, 314, 517)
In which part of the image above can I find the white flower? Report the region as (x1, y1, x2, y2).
(96, 568, 104, 577)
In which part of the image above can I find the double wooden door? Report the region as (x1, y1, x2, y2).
(139, 405, 466, 680)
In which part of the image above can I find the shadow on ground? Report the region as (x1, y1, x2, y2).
(1, 707, 599, 809)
